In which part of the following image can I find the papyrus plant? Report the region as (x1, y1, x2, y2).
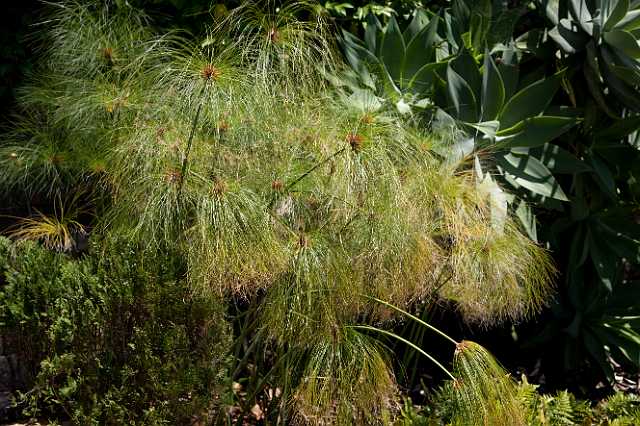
(0, 1, 556, 423)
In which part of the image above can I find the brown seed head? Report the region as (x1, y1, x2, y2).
(165, 169, 183, 184)
(455, 340, 469, 355)
(360, 114, 375, 125)
(306, 195, 319, 210)
(91, 162, 107, 173)
(346, 133, 364, 152)
(217, 120, 230, 133)
(102, 47, 114, 62)
(268, 27, 279, 43)
(49, 154, 64, 165)
(201, 64, 221, 81)
(212, 176, 227, 195)
(271, 179, 284, 192)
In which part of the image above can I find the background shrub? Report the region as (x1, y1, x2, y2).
(0, 236, 232, 425)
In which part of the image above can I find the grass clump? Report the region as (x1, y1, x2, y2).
(448, 341, 525, 425)
(293, 329, 396, 425)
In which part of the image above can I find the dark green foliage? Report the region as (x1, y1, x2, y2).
(339, 0, 640, 385)
(539, 0, 640, 114)
(0, 1, 38, 123)
(0, 236, 232, 425)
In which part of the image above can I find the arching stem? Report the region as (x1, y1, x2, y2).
(365, 295, 459, 346)
(349, 325, 456, 381)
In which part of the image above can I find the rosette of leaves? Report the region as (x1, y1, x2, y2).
(337, 6, 581, 238)
(531, 151, 640, 379)
(438, 47, 584, 238)
(335, 10, 443, 114)
(530, 277, 640, 380)
(334, 1, 525, 115)
(539, 0, 640, 114)
(524, 110, 640, 380)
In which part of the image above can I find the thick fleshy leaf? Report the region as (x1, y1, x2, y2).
(600, 46, 640, 110)
(380, 16, 406, 83)
(467, 120, 500, 139)
(341, 31, 378, 89)
(497, 152, 569, 201)
(595, 209, 640, 262)
(443, 8, 462, 51)
(489, 7, 522, 46)
(605, 0, 630, 30)
(583, 328, 614, 379)
(569, 0, 594, 35)
(499, 70, 565, 130)
(607, 280, 640, 312)
(379, 63, 403, 99)
(497, 62, 519, 100)
(344, 88, 382, 113)
(597, 221, 640, 263)
(600, 208, 640, 240)
(543, 0, 562, 25)
(477, 172, 508, 233)
(588, 227, 618, 291)
(588, 154, 618, 199)
(469, 0, 492, 51)
(446, 65, 478, 122)
(403, 17, 439, 86)
(568, 224, 590, 271)
(603, 29, 640, 58)
(584, 43, 621, 118)
(609, 59, 640, 86)
(521, 143, 592, 174)
(403, 8, 429, 43)
(549, 19, 590, 53)
(395, 98, 411, 114)
(443, 137, 475, 163)
(481, 53, 505, 121)
(408, 62, 446, 94)
(601, 326, 640, 367)
(616, 8, 640, 30)
(515, 199, 538, 241)
(595, 115, 640, 139)
(364, 12, 381, 53)
(450, 50, 482, 101)
(497, 116, 579, 148)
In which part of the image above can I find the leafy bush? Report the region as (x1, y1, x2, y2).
(0, 236, 232, 425)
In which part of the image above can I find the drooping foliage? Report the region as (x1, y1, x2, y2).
(0, 1, 563, 424)
(337, 0, 640, 385)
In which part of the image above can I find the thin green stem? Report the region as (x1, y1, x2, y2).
(349, 325, 456, 381)
(283, 146, 346, 194)
(366, 296, 459, 346)
(268, 146, 347, 210)
(177, 84, 207, 197)
(424, 268, 454, 306)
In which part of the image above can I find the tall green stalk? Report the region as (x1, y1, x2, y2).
(177, 84, 207, 198)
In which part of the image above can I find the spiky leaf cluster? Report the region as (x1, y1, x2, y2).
(447, 340, 526, 426)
